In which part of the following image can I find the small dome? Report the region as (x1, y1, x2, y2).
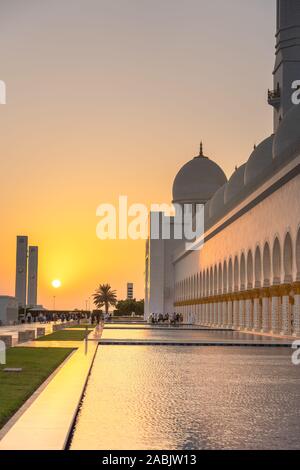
(244, 135, 274, 187)
(172, 145, 227, 204)
(209, 184, 226, 219)
(273, 104, 300, 165)
(224, 164, 246, 205)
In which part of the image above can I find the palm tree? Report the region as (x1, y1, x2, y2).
(93, 284, 117, 316)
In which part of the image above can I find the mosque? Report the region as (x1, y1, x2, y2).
(144, 0, 300, 336)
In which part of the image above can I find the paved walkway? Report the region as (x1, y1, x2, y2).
(15, 340, 84, 348)
(0, 323, 54, 345)
(0, 329, 101, 450)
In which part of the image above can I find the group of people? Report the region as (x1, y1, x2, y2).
(90, 311, 103, 325)
(21, 312, 84, 324)
(148, 312, 183, 325)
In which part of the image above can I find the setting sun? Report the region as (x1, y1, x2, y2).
(51, 279, 61, 289)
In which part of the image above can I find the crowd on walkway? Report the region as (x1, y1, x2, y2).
(148, 312, 183, 325)
(16, 311, 86, 325)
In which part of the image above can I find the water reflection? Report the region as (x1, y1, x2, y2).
(71, 345, 300, 449)
(101, 327, 289, 343)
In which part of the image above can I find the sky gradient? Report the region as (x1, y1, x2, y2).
(0, 0, 275, 309)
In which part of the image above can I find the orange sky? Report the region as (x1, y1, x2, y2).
(0, 0, 275, 309)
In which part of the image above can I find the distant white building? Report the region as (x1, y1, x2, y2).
(14, 237, 39, 308)
(0, 296, 18, 325)
(127, 283, 134, 300)
(15, 235, 28, 307)
(145, 0, 300, 336)
(27, 246, 38, 307)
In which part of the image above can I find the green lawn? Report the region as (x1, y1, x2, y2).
(67, 324, 94, 329)
(36, 329, 89, 341)
(0, 347, 73, 429)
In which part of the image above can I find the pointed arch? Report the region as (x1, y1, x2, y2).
(206, 268, 210, 296)
(228, 258, 233, 293)
(223, 260, 228, 293)
(296, 228, 300, 280)
(240, 253, 246, 290)
(234, 256, 239, 291)
(263, 242, 271, 287)
(272, 237, 281, 284)
(210, 267, 213, 296)
(247, 250, 254, 289)
(283, 233, 293, 282)
(213, 265, 218, 294)
(218, 263, 222, 294)
(255, 246, 262, 287)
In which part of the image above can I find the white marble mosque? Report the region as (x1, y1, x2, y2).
(145, 0, 300, 336)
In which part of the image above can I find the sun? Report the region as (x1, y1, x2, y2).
(52, 279, 61, 289)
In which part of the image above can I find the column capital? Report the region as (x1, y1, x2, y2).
(251, 288, 261, 299)
(260, 287, 271, 298)
(243, 290, 253, 300)
(278, 284, 292, 296)
(269, 285, 281, 297)
(292, 282, 300, 295)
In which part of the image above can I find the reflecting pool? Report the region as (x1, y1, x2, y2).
(70, 340, 300, 449)
(101, 327, 290, 344)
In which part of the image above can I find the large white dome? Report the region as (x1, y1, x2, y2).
(273, 104, 300, 166)
(172, 147, 227, 204)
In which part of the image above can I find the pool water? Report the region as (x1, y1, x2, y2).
(70, 329, 300, 449)
(101, 327, 289, 343)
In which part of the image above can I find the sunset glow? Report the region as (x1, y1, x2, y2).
(0, 0, 275, 309)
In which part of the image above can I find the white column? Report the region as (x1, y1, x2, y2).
(281, 283, 292, 334)
(222, 301, 228, 327)
(210, 302, 213, 325)
(205, 302, 209, 325)
(213, 302, 217, 325)
(281, 296, 291, 335)
(209, 301, 213, 325)
(239, 297, 245, 330)
(253, 294, 261, 331)
(227, 299, 233, 328)
(245, 298, 252, 330)
(262, 294, 270, 333)
(293, 292, 300, 336)
(270, 287, 280, 334)
(218, 302, 222, 326)
(233, 298, 239, 329)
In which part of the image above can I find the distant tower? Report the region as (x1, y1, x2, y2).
(15, 236, 28, 307)
(269, 0, 300, 131)
(27, 246, 38, 307)
(127, 283, 134, 300)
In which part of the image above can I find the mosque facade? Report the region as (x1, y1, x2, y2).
(145, 0, 300, 336)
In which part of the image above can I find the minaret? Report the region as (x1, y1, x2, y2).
(269, 0, 300, 132)
(27, 246, 38, 307)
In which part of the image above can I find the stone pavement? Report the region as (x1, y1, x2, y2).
(0, 323, 54, 346)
